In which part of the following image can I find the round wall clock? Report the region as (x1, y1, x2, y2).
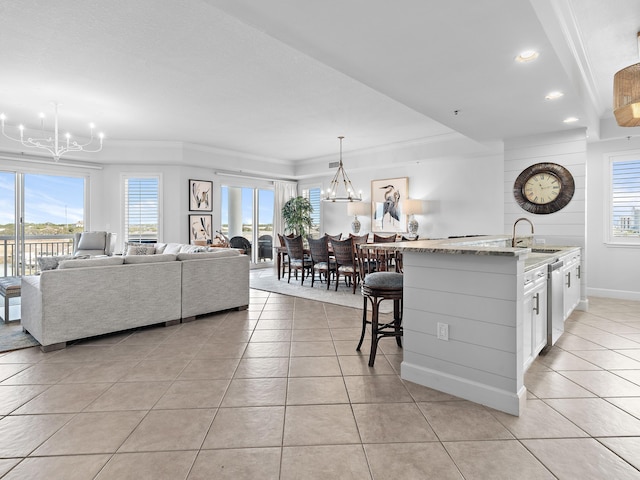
(513, 162, 575, 214)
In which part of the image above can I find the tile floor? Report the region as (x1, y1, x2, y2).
(0, 292, 639, 479)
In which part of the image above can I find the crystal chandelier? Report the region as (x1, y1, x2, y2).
(322, 136, 362, 202)
(0, 103, 104, 161)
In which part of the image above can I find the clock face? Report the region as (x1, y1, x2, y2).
(513, 162, 575, 214)
(523, 172, 561, 205)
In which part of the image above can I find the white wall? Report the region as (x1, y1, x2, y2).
(304, 152, 505, 239)
(504, 129, 587, 306)
(586, 136, 640, 300)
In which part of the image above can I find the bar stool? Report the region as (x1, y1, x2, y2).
(356, 271, 403, 367)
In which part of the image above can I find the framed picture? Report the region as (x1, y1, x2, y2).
(189, 214, 213, 244)
(189, 179, 213, 211)
(371, 177, 409, 233)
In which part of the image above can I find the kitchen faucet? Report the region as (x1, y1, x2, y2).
(512, 217, 534, 247)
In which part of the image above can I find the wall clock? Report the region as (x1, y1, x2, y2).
(513, 162, 575, 214)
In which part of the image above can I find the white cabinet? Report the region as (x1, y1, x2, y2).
(560, 251, 581, 320)
(522, 264, 548, 372)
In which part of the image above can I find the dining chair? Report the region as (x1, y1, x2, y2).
(283, 235, 312, 285)
(277, 233, 295, 280)
(349, 233, 369, 245)
(307, 235, 336, 289)
(332, 238, 360, 294)
(372, 233, 398, 271)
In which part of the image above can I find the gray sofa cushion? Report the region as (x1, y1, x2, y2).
(58, 256, 125, 269)
(124, 254, 177, 264)
(177, 250, 240, 261)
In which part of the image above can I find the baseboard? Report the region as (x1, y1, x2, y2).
(401, 361, 527, 416)
(587, 288, 640, 302)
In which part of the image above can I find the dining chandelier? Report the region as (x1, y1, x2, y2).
(0, 103, 104, 161)
(322, 136, 362, 202)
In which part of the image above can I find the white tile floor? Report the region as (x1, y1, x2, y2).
(0, 292, 639, 479)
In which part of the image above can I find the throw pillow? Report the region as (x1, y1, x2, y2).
(37, 255, 73, 271)
(126, 244, 156, 255)
(179, 244, 207, 253)
(163, 243, 183, 255)
(154, 242, 167, 254)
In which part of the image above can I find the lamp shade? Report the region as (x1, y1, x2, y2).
(403, 199, 423, 216)
(348, 201, 369, 216)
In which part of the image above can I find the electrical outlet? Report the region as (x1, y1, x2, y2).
(534, 238, 546, 245)
(437, 322, 449, 341)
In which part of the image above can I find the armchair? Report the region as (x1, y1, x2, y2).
(72, 231, 117, 257)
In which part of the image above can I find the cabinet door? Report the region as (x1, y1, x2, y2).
(522, 292, 533, 370)
(523, 267, 547, 372)
(532, 281, 547, 356)
(563, 254, 581, 320)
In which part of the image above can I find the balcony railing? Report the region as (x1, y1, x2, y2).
(0, 235, 74, 277)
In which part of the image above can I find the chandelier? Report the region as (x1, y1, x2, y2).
(0, 103, 104, 161)
(613, 32, 640, 127)
(322, 136, 362, 202)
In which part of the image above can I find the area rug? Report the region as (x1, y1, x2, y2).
(250, 268, 392, 313)
(0, 321, 39, 353)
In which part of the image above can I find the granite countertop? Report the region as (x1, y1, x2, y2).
(369, 235, 580, 271)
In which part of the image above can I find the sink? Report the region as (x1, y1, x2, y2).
(531, 248, 562, 253)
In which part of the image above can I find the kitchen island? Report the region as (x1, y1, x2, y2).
(374, 235, 580, 416)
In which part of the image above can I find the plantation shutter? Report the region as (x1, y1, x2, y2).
(611, 159, 640, 238)
(124, 176, 159, 243)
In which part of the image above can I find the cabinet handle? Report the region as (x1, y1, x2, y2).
(533, 293, 540, 314)
(566, 271, 571, 288)
(577, 265, 581, 279)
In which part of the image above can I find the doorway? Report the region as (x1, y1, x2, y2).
(220, 185, 274, 265)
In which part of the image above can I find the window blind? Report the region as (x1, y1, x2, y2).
(303, 187, 321, 236)
(124, 176, 159, 243)
(612, 159, 640, 238)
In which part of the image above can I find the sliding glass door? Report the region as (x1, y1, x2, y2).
(0, 170, 85, 277)
(220, 185, 274, 264)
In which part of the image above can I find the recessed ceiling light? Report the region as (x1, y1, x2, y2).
(563, 117, 579, 123)
(545, 91, 564, 100)
(515, 50, 539, 63)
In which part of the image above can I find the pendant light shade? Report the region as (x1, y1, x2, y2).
(613, 32, 640, 127)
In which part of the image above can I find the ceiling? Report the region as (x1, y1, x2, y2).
(0, 0, 639, 164)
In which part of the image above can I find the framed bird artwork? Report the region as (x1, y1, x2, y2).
(189, 179, 213, 211)
(371, 177, 408, 233)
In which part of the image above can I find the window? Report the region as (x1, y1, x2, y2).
(608, 154, 640, 244)
(302, 186, 321, 237)
(123, 175, 160, 243)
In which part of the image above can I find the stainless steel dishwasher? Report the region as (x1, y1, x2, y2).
(547, 259, 564, 347)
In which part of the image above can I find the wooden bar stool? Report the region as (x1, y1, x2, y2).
(356, 271, 403, 367)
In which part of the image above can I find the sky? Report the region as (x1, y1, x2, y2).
(220, 186, 274, 225)
(0, 172, 84, 225)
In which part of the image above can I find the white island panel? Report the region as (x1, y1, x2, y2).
(400, 250, 526, 416)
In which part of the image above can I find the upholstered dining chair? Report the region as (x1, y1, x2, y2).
(332, 238, 360, 294)
(307, 235, 336, 289)
(72, 231, 117, 257)
(277, 233, 295, 280)
(283, 235, 312, 285)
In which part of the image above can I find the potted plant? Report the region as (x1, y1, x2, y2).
(282, 196, 314, 237)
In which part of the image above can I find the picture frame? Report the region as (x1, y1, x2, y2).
(189, 179, 213, 211)
(189, 214, 213, 244)
(371, 177, 409, 233)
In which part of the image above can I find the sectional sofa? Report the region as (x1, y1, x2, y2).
(21, 246, 249, 351)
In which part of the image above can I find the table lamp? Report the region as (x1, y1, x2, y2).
(404, 199, 423, 237)
(347, 202, 369, 234)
